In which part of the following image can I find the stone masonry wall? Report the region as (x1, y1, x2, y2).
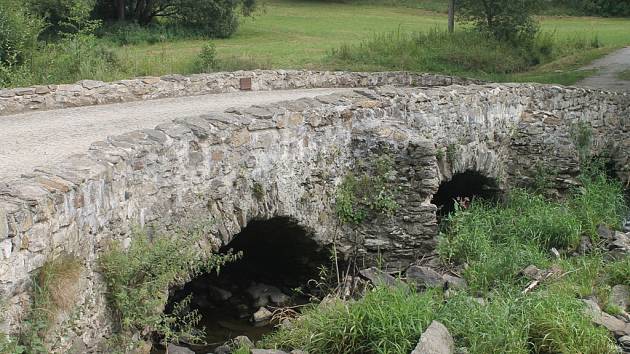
(0, 70, 480, 116)
(0, 82, 628, 352)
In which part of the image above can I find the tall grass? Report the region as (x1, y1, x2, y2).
(261, 286, 440, 354)
(263, 284, 617, 354)
(327, 29, 602, 76)
(438, 171, 627, 293)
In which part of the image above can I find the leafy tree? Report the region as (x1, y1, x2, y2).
(95, 0, 256, 37)
(457, 0, 543, 42)
(564, 0, 630, 17)
(27, 0, 96, 36)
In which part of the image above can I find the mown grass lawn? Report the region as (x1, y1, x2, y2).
(91, 0, 630, 84)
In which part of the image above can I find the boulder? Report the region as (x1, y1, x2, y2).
(610, 232, 630, 252)
(166, 343, 195, 354)
(618, 335, 630, 350)
(583, 299, 630, 336)
(442, 274, 467, 290)
(214, 345, 231, 354)
(359, 267, 400, 287)
(233, 335, 254, 348)
(247, 283, 290, 307)
(597, 224, 615, 240)
(411, 320, 455, 354)
(209, 286, 233, 302)
(610, 285, 630, 312)
(521, 265, 542, 280)
(253, 307, 273, 323)
(406, 266, 445, 289)
(251, 350, 289, 354)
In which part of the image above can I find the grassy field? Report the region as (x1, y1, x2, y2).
(108, 0, 630, 85)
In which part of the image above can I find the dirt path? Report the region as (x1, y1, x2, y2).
(577, 46, 630, 92)
(0, 88, 355, 180)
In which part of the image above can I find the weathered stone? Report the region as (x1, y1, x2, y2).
(521, 265, 542, 280)
(166, 343, 195, 354)
(359, 267, 400, 287)
(583, 299, 630, 336)
(411, 320, 455, 354)
(597, 224, 615, 240)
(406, 265, 445, 289)
(253, 307, 273, 323)
(442, 274, 467, 290)
(209, 286, 232, 302)
(610, 285, 630, 312)
(214, 344, 231, 354)
(233, 335, 254, 349)
(251, 350, 288, 354)
(618, 335, 630, 350)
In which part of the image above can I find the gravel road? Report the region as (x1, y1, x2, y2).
(0, 88, 354, 180)
(577, 46, 630, 92)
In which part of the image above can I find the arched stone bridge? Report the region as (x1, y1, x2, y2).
(0, 71, 629, 351)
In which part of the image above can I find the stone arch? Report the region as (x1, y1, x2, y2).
(431, 170, 501, 217)
(160, 216, 331, 352)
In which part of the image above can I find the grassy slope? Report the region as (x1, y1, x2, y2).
(111, 0, 630, 85)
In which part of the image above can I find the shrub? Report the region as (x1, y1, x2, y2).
(196, 42, 219, 73)
(100, 223, 240, 349)
(0, 0, 43, 66)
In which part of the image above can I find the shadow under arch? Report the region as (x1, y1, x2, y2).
(160, 216, 330, 353)
(431, 170, 501, 218)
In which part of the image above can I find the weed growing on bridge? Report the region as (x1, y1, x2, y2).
(100, 223, 240, 351)
(18, 255, 83, 354)
(335, 155, 399, 224)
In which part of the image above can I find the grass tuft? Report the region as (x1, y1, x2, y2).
(20, 255, 83, 353)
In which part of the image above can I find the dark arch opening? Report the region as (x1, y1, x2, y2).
(159, 217, 330, 353)
(431, 170, 500, 218)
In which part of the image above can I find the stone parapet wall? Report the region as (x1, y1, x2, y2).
(0, 70, 480, 116)
(0, 81, 628, 352)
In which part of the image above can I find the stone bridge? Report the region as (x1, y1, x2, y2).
(0, 71, 629, 351)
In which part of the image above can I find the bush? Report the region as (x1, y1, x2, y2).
(0, 0, 43, 66)
(100, 223, 240, 349)
(196, 42, 219, 73)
